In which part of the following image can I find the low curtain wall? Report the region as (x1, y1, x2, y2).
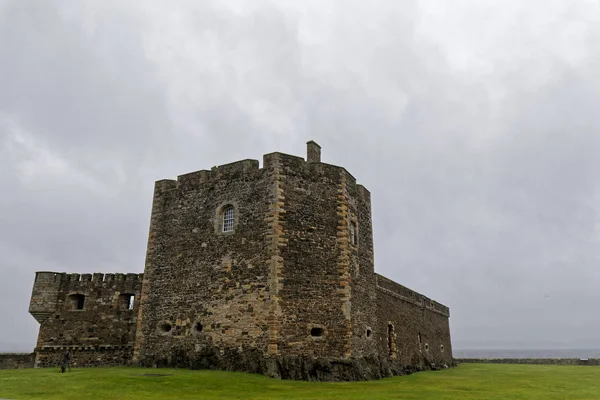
(0, 353, 35, 369)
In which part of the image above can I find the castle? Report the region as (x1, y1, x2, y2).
(28, 141, 453, 381)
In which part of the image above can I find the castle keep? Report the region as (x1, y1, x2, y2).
(28, 141, 453, 380)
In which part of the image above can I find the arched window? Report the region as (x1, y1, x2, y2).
(221, 205, 235, 232)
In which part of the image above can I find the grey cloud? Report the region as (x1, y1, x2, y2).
(1, 0, 599, 352)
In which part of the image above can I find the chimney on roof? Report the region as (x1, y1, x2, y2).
(307, 141, 321, 163)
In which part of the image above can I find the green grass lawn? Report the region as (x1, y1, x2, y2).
(0, 364, 598, 400)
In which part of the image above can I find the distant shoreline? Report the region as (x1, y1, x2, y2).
(456, 358, 600, 366)
(454, 349, 600, 359)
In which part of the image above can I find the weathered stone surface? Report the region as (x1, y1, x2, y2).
(0, 353, 34, 369)
(27, 141, 454, 380)
(374, 275, 452, 368)
(136, 344, 451, 381)
(28, 272, 142, 367)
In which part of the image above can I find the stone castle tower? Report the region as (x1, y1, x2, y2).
(28, 141, 453, 380)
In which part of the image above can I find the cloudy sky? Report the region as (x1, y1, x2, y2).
(1, 0, 599, 353)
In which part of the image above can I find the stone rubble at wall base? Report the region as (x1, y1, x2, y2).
(137, 346, 455, 382)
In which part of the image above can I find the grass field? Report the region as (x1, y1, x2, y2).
(0, 364, 599, 400)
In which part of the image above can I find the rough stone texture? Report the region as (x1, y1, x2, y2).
(374, 275, 452, 368)
(132, 158, 274, 367)
(306, 141, 321, 163)
(0, 353, 34, 369)
(28, 141, 454, 380)
(456, 358, 600, 366)
(28, 271, 142, 367)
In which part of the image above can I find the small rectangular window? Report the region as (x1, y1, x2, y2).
(120, 294, 135, 310)
(68, 294, 85, 310)
(129, 295, 135, 310)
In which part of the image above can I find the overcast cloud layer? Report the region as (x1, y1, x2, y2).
(1, 0, 600, 352)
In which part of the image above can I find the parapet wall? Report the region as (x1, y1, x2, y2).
(375, 274, 449, 317)
(263, 152, 371, 202)
(177, 159, 261, 189)
(373, 273, 453, 368)
(164, 152, 372, 205)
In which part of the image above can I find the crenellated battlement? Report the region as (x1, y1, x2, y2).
(153, 142, 371, 201)
(33, 271, 142, 285)
(61, 272, 143, 283)
(29, 270, 143, 325)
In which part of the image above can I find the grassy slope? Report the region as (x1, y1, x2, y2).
(0, 364, 599, 400)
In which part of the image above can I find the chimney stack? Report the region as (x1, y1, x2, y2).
(307, 141, 321, 163)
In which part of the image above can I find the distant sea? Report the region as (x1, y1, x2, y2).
(454, 349, 600, 359)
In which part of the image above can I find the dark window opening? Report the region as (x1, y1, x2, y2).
(418, 332, 422, 344)
(310, 327, 324, 337)
(159, 323, 172, 333)
(387, 324, 395, 356)
(350, 221, 358, 245)
(68, 294, 85, 310)
(425, 343, 430, 351)
(441, 344, 445, 352)
(195, 322, 203, 333)
(366, 328, 372, 338)
(120, 294, 135, 310)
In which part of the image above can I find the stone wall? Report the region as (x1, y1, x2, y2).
(273, 155, 380, 360)
(456, 358, 600, 365)
(0, 353, 34, 369)
(275, 154, 358, 358)
(348, 180, 378, 359)
(133, 159, 275, 367)
(374, 274, 453, 368)
(34, 346, 133, 368)
(29, 271, 142, 367)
